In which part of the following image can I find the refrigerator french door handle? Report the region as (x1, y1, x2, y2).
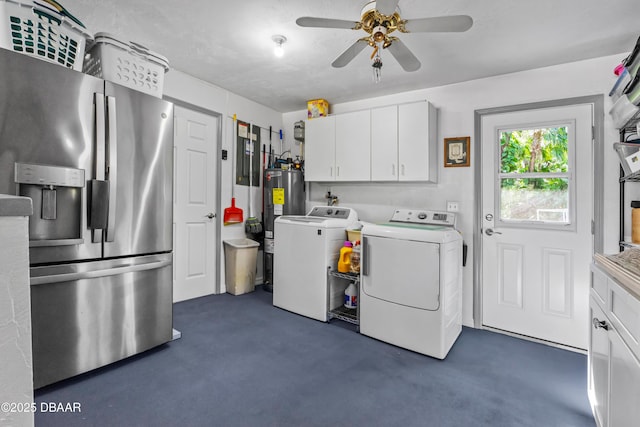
(30, 258, 171, 286)
(92, 93, 107, 243)
(95, 93, 106, 180)
(106, 95, 117, 242)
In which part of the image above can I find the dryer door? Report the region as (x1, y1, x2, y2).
(362, 235, 440, 310)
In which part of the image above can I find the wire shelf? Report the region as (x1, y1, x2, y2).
(329, 270, 359, 281)
(328, 305, 358, 325)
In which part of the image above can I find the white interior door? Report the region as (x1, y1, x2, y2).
(481, 104, 593, 349)
(173, 106, 218, 302)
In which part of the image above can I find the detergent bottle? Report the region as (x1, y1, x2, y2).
(344, 281, 358, 309)
(349, 241, 361, 274)
(337, 241, 353, 273)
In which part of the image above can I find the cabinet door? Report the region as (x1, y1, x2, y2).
(371, 105, 398, 181)
(335, 110, 371, 181)
(589, 300, 609, 427)
(304, 116, 335, 181)
(609, 328, 640, 427)
(398, 101, 437, 182)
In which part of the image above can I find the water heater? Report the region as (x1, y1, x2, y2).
(263, 168, 305, 292)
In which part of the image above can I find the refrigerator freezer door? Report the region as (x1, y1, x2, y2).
(0, 49, 104, 263)
(29, 253, 173, 388)
(102, 82, 174, 258)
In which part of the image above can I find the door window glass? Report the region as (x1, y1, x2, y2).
(498, 126, 572, 226)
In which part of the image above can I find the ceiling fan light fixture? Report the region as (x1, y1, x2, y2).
(272, 35, 287, 58)
(372, 25, 387, 42)
(296, 1, 473, 73)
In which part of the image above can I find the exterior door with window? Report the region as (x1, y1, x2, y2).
(481, 104, 593, 349)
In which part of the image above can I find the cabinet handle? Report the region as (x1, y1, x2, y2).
(401, 164, 405, 176)
(592, 317, 609, 330)
(337, 166, 340, 177)
(392, 164, 395, 176)
(330, 167, 333, 177)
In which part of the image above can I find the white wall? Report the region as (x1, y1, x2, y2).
(283, 54, 623, 327)
(164, 70, 283, 292)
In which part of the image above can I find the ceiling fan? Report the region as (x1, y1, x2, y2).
(296, 0, 473, 74)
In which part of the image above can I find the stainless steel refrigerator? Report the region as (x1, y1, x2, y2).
(0, 48, 174, 388)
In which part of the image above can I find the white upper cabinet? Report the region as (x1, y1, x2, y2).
(335, 110, 371, 181)
(304, 116, 335, 181)
(371, 105, 398, 181)
(398, 101, 437, 182)
(304, 101, 437, 183)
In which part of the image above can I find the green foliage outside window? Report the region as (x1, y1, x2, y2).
(500, 127, 568, 190)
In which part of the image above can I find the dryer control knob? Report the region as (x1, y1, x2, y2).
(418, 212, 427, 220)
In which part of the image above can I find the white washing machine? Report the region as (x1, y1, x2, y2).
(360, 209, 463, 359)
(273, 206, 358, 321)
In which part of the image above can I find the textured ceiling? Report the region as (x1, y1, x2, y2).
(61, 0, 640, 112)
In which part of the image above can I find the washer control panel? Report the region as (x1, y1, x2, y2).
(390, 209, 456, 227)
(307, 206, 357, 221)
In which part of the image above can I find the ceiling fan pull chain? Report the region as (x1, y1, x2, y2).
(370, 45, 379, 60)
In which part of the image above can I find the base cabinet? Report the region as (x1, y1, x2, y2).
(589, 263, 640, 427)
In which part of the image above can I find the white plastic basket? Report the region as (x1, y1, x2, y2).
(83, 32, 169, 98)
(615, 142, 640, 178)
(0, 0, 92, 71)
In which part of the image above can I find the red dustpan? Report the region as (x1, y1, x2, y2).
(224, 114, 244, 226)
(224, 197, 243, 225)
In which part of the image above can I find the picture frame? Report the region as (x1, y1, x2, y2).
(444, 136, 470, 167)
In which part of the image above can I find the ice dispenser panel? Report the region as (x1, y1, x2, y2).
(14, 163, 85, 246)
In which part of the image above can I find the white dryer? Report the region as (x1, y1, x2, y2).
(360, 209, 462, 359)
(273, 206, 358, 321)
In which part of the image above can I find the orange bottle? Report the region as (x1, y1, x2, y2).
(337, 241, 353, 273)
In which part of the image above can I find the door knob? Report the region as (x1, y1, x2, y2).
(485, 228, 502, 236)
(206, 212, 216, 219)
(592, 318, 609, 330)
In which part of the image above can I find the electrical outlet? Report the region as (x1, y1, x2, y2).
(447, 201, 460, 212)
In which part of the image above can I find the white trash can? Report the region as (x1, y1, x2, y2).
(223, 238, 259, 295)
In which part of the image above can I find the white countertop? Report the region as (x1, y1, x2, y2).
(594, 252, 640, 301)
(0, 194, 32, 217)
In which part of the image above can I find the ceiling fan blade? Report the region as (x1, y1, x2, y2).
(403, 15, 473, 33)
(332, 39, 368, 68)
(375, 0, 400, 16)
(387, 39, 421, 72)
(296, 17, 359, 30)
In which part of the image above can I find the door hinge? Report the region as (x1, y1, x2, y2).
(591, 220, 595, 235)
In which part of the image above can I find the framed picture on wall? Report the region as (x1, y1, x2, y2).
(444, 136, 470, 167)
